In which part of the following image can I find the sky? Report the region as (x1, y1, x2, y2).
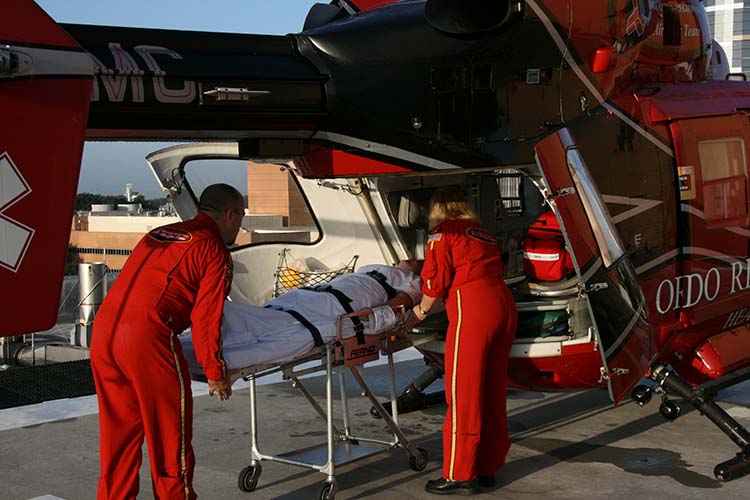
(35, 0, 320, 198)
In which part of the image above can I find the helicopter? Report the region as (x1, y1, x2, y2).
(3, 0, 750, 482)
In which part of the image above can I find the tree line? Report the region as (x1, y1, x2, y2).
(75, 192, 167, 212)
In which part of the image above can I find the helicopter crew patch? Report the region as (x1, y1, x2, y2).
(148, 227, 193, 243)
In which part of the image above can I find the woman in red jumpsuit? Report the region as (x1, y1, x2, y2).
(410, 187, 517, 495)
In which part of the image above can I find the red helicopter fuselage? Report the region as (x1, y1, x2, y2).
(4, 2, 750, 477)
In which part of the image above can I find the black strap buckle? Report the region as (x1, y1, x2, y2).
(265, 304, 324, 346)
(365, 270, 398, 300)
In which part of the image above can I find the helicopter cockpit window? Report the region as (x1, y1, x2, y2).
(697, 138, 748, 225)
(184, 159, 320, 248)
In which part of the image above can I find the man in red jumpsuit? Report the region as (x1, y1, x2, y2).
(408, 188, 517, 495)
(91, 184, 245, 500)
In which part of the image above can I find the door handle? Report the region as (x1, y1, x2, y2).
(0, 46, 33, 79)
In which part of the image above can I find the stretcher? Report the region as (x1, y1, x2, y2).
(210, 306, 430, 500)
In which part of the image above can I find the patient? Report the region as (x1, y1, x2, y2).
(181, 260, 423, 373)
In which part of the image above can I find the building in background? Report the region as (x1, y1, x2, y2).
(69, 162, 317, 272)
(704, 1, 749, 74)
(69, 201, 183, 271)
(246, 163, 318, 244)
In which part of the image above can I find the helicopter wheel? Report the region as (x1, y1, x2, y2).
(659, 400, 681, 421)
(630, 385, 653, 406)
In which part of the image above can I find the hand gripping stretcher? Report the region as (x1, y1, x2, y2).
(222, 306, 429, 500)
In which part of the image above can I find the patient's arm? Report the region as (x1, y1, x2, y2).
(384, 291, 415, 310)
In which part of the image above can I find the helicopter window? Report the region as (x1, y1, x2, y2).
(697, 138, 748, 224)
(184, 158, 248, 201)
(566, 148, 625, 268)
(184, 159, 320, 248)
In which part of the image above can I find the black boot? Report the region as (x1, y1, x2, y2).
(425, 478, 479, 495)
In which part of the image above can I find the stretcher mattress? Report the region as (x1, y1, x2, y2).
(182, 264, 421, 377)
(181, 301, 339, 373)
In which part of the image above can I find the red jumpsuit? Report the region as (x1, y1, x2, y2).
(421, 219, 517, 482)
(91, 213, 232, 500)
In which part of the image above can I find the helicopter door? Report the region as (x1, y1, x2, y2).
(669, 115, 750, 330)
(535, 128, 654, 403)
(0, 1, 93, 336)
(146, 143, 387, 305)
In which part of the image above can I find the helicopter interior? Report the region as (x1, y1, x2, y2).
(373, 167, 596, 348)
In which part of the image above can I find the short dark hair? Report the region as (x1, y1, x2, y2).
(198, 184, 244, 214)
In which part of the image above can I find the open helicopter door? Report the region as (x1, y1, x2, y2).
(535, 129, 654, 403)
(146, 143, 387, 305)
(0, 1, 93, 336)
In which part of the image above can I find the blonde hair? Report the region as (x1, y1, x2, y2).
(428, 187, 478, 229)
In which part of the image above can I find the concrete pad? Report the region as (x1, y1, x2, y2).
(2, 359, 750, 499)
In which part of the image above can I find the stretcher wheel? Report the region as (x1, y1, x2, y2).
(315, 480, 336, 500)
(238, 464, 262, 492)
(409, 447, 429, 471)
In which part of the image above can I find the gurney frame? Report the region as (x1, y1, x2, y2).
(234, 308, 429, 500)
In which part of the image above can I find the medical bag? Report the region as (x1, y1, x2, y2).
(522, 211, 574, 281)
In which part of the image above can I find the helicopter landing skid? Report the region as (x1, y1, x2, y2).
(633, 365, 750, 482)
(370, 362, 445, 418)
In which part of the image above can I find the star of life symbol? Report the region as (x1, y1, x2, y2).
(0, 152, 34, 272)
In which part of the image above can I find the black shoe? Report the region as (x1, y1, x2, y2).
(478, 475, 495, 488)
(425, 477, 479, 495)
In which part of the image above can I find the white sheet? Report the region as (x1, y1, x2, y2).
(182, 301, 337, 370)
(181, 265, 422, 373)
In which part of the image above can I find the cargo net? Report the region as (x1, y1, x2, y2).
(273, 249, 359, 297)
